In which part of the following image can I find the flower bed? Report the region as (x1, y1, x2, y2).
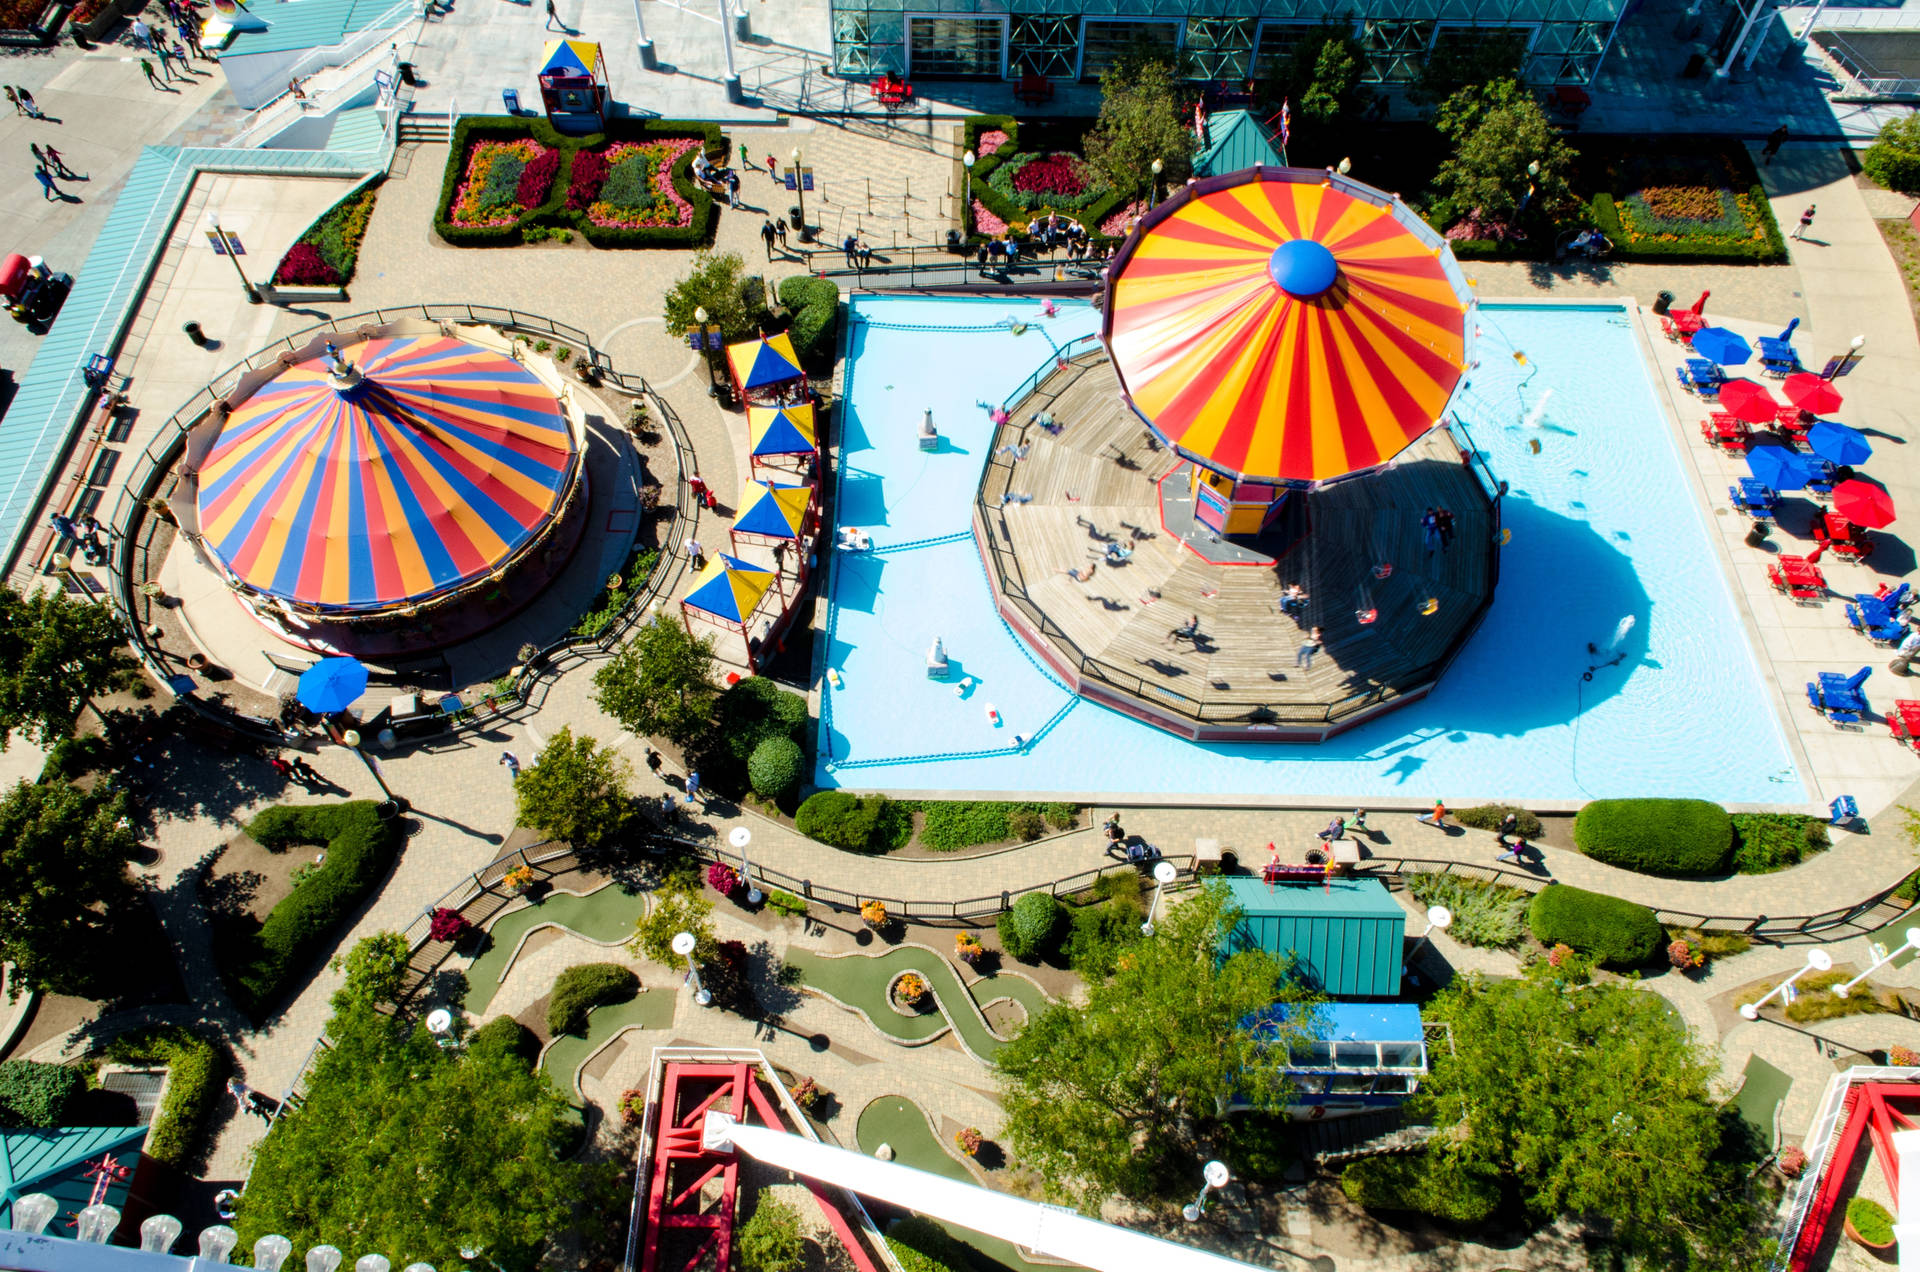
(272, 182, 380, 288)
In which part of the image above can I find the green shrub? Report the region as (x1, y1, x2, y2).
(102, 1025, 228, 1168)
(1341, 1153, 1500, 1225)
(227, 802, 402, 1015)
(765, 889, 807, 918)
(0, 1060, 82, 1127)
(795, 791, 904, 853)
(887, 1217, 973, 1272)
(998, 892, 1062, 961)
(1864, 116, 1920, 194)
(777, 275, 840, 365)
(1729, 813, 1829, 874)
(737, 1196, 808, 1272)
(1849, 1196, 1896, 1245)
(1454, 805, 1543, 839)
(1405, 872, 1529, 949)
(1527, 884, 1663, 967)
(546, 963, 639, 1036)
(748, 737, 804, 801)
(1573, 798, 1732, 875)
(468, 1015, 540, 1065)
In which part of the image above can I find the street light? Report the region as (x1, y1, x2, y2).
(673, 930, 712, 1006)
(1141, 859, 1178, 936)
(790, 147, 807, 239)
(730, 825, 763, 904)
(1181, 1160, 1230, 1222)
(207, 212, 262, 304)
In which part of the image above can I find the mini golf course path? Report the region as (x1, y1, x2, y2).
(787, 946, 1050, 1061)
(855, 1095, 1049, 1272)
(469, 884, 649, 1011)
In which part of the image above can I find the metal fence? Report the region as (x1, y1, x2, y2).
(105, 303, 692, 744)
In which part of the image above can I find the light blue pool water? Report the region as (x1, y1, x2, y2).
(816, 295, 1804, 804)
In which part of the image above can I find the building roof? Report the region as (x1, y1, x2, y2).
(1223, 875, 1405, 997)
(1193, 110, 1283, 176)
(0, 1126, 147, 1231)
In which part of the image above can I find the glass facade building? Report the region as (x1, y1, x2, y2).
(833, 0, 1626, 86)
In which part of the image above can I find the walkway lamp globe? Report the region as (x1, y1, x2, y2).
(253, 1235, 295, 1272)
(198, 1226, 241, 1264)
(1141, 859, 1178, 936)
(1182, 1159, 1230, 1222)
(730, 825, 763, 904)
(673, 930, 712, 1006)
(207, 211, 262, 305)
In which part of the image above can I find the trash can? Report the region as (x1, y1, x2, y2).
(1652, 290, 1675, 316)
(398, 61, 417, 85)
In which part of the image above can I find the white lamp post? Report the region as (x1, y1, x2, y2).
(1141, 859, 1178, 936)
(1835, 928, 1920, 997)
(729, 826, 763, 904)
(1740, 948, 1834, 1019)
(673, 930, 712, 1006)
(1181, 1160, 1230, 1222)
(207, 212, 262, 304)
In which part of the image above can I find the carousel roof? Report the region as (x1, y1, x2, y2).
(1102, 167, 1474, 485)
(196, 335, 576, 610)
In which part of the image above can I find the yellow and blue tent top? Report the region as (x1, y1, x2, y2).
(735, 478, 811, 539)
(748, 405, 816, 457)
(683, 553, 775, 624)
(727, 333, 804, 390)
(540, 39, 599, 76)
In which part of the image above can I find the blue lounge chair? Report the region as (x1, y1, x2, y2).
(1807, 666, 1872, 726)
(1730, 478, 1779, 520)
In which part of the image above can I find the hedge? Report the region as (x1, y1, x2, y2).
(227, 801, 403, 1016)
(997, 892, 1062, 960)
(434, 116, 724, 248)
(103, 1025, 229, 1168)
(777, 274, 841, 365)
(887, 1217, 974, 1272)
(469, 1015, 542, 1065)
(1574, 798, 1732, 876)
(0, 1060, 83, 1128)
(1527, 884, 1663, 967)
(1340, 1153, 1500, 1225)
(547, 963, 639, 1036)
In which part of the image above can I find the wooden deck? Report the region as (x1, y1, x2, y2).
(976, 353, 1497, 727)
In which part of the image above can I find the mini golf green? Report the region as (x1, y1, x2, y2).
(786, 947, 1049, 1059)
(539, 990, 677, 1102)
(468, 884, 648, 1011)
(855, 1095, 1047, 1272)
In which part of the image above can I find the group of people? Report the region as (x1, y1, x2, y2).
(1421, 506, 1456, 555)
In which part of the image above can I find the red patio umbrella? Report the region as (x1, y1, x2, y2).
(1782, 372, 1844, 415)
(1717, 379, 1780, 425)
(1833, 478, 1897, 528)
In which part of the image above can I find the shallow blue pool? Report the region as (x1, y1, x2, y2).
(816, 295, 1803, 804)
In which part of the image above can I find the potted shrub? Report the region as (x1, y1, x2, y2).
(428, 907, 473, 945)
(955, 931, 985, 966)
(1847, 1197, 1896, 1253)
(708, 861, 742, 898)
(954, 1127, 983, 1157)
(892, 972, 930, 1011)
(860, 899, 888, 931)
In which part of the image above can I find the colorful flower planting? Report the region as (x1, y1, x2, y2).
(988, 151, 1109, 211)
(450, 139, 558, 227)
(568, 139, 700, 229)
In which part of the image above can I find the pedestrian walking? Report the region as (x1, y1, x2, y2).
(760, 218, 777, 259)
(685, 769, 702, 806)
(1763, 125, 1788, 164)
(34, 166, 62, 200)
(1792, 204, 1816, 241)
(499, 750, 520, 779)
(543, 0, 558, 28)
(1415, 799, 1451, 828)
(1295, 624, 1323, 670)
(140, 59, 161, 88)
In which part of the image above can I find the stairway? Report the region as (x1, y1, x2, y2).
(398, 111, 453, 143)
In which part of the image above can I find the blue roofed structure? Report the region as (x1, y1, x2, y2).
(0, 1125, 149, 1233)
(1193, 110, 1284, 177)
(1223, 875, 1405, 998)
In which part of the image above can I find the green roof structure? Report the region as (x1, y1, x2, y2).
(1223, 875, 1405, 998)
(1194, 110, 1284, 176)
(0, 1125, 148, 1231)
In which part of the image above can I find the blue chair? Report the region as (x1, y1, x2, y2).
(1807, 666, 1872, 725)
(1730, 478, 1779, 520)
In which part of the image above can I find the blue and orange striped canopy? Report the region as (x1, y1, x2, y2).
(1103, 168, 1474, 485)
(748, 405, 816, 457)
(734, 478, 811, 540)
(196, 336, 576, 611)
(683, 553, 775, 624)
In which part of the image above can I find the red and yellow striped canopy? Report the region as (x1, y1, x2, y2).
(1104, 168, 1474, 485)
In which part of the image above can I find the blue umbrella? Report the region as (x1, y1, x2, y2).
(1748, 445, 1814, 491)
(1807, 420, 1872, 467)
(1689, 326, 1752, 366)
(297, 657, 369, 713)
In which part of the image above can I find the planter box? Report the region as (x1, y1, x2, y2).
(263, 284, 349, 304)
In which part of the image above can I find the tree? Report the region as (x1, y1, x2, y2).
(1412, 964, 1760, 1266)
(661, 250, 770, 342)
(513, 727, 634, 847)
(0, 779, 140, 996)
(593, 614, 719, 746)
(1275, 23, 1369, 126)
(238, 937, 582, 1270)
(995, 883, 1319, 1208)
(1083, 58, 1197, 205)
(1430, 77, 1577, 229)
(0, 586, 132, 750)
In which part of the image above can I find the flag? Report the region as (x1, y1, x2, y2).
(1280, 98, 1291, 149)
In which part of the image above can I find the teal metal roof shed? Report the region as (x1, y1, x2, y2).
(1223, 876, 1404, 998)
(1193, 110, 1284, 178)
(0, 1125, 148, 1231)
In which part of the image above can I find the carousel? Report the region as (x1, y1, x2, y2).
(972, 166, 1503, 742)
(177, 328, 588, 656)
